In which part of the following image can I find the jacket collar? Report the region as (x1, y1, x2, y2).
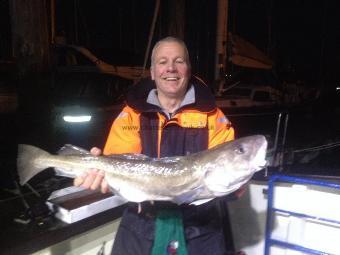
(126, 77, 216, 113)
(146, 85, 195, 108)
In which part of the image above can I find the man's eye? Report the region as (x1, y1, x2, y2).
(176, 59, 184, 64)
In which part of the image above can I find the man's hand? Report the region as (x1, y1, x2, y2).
(73, 147, 109, 193)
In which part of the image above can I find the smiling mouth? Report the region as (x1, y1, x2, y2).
(163, 77, 180, 81)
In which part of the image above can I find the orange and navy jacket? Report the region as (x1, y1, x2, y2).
(103, 78, 234, 157)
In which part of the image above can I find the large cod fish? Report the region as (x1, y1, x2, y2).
(17, 135, 267, 204)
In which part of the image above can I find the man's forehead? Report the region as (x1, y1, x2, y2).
(154, 42, 186, 57)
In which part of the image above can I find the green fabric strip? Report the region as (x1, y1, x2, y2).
(150, 209, 188, 255)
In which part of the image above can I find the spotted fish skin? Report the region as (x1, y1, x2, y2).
(17, 135, 267, 204)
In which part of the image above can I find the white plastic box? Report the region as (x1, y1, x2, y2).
(46, 186, 127, 223)
(268, 180, 340, 255)
(229, 178, 340, 255)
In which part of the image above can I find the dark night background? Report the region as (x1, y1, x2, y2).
(1, 1, 340, 253)
(1, 1, 340, 87)
(51, 0, 340, 88)
(53, 0, 219, 82)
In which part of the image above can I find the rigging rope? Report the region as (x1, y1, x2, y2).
(293, 141, 340, 153)
(140, 0, 160, 79)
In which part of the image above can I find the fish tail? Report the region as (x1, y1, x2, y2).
(17, 144, 51, 185)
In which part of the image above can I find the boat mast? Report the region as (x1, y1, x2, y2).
(215, 0, 229, 95)
(140, 0, 160, 79)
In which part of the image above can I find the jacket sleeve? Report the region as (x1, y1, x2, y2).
(103, 106, 142, 155)
(207, 108, 235, 149)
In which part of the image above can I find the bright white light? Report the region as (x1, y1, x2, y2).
(336, 87, 340, 91)
(63, 115, 92, 123)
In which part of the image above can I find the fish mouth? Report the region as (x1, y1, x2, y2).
(254, 161, 267, 171)
(252, 137, 268, 170)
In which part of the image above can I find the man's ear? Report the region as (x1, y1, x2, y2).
(150, 66, 155, 80)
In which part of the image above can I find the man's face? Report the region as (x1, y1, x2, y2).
(151, 41, 191, 99)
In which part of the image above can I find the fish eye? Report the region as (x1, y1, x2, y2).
(235, 146, 245, 154)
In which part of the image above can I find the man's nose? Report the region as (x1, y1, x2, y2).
(166, 62, 176, 72)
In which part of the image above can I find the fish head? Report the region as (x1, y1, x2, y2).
(202, 135, 268, 196)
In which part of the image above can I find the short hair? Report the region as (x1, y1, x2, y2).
(150, 36, 191, 68)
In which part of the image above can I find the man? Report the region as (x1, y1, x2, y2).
(74, 36, 235, 255)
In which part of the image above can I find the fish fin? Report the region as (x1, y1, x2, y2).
(189, 198, 214, 206)
(118, 188, 149, 203)
(17, 144, 51, 185)
(58, 144, 91, 155)
(54, 168, 76, 179)
(173, 186, 204, 205)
